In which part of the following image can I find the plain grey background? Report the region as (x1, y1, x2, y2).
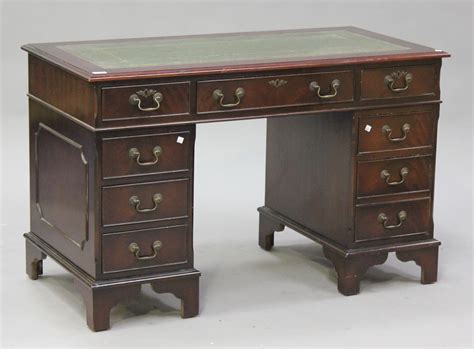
(1, 0, 472, 347)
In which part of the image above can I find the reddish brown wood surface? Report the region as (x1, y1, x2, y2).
(197, 70, 354, 113)
(356, 155, 433, 197)
(23, 28, 448, 328)
(102, 225, 190, 274)
(102, 178, 189, 227)
(355, 198, 431, 242)
(361, 64, 437, 101)
(358, 108, 435, 153)
(102, 130, 192, 179)
(22, 27, 449, 82)
(101, 82, 190, 121)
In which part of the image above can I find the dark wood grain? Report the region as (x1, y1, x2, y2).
(197, 71, 353, 113)
(361, 64, 436, 101)
(358, 108, 435, 153)
(357, 155, 433, 197)
(23, 28, 448, 329)
(101, 82, 190, 121)
(323, 246, 388, 296)
(355, 197, 431, 242)
(264, 111, 355, 246)
(102, 178, 189, 227)
(102, 129, 192, 179)
(151, 275, 200, 318)
(28, 55, 97, 127)
(29, 100, 99, 277)
(396, 245, 439, 284)
(75, 279, 141, 332)
(102, 225, 190, 274)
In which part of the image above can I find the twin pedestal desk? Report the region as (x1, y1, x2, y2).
(22, 27, 449, 331)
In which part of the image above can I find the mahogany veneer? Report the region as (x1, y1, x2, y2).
(22, 27, 449, 331)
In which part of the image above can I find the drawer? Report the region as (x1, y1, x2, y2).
(355, 198, 431, 242)
(358, 110, 435, 153)
(361, 65, 436, 101)
(102, 178, 189, 227)
(102, 225, 189, 273)
(357, 156, 432, 198)
(197, 71, 353, 113)
(101, 82, 190, 121)
(102, 131, 192, 179)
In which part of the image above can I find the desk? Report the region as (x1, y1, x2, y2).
(22, 27, 449, 331)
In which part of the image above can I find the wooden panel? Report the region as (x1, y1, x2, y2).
(29, 100, 98, 278)
(102, 225, 189, 273)
(102, 179, 189, 227)
(355, 198, 431, 242)
(265, 112, 354, 246)
(101, 82, 190, 121)
(102, 130, 192, 179)
(361, 64, 436, 101)
(35, 123, 89, 248)
(357, 156, 432, 198)
(28, 55, 97, 127)
(358, 110, 435, 153)
(197, 71, 353, 113)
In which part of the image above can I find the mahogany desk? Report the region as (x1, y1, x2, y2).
(22, 27, 449, 331)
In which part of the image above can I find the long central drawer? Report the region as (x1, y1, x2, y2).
(197, 71, 354, 113)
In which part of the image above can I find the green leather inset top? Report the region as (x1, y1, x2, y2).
(58, 29, 409, 70)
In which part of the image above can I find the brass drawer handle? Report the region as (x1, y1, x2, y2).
(213, 87, 245, 108)
(129, 89, 163, 112)
(129, 193, 163, 213)
(384, 71, 413, 92)
(128, 146, 162, 166)
(378, 211, 407, 229)
(128, 240, 162, 260)
(309, 79, 340, 99)
(382, 123, 410, 142)
(380, 167, 409, 186)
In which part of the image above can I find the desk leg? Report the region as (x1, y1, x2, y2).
(396, 246, 439, 284)
(323, 247, 388, 296)
(258, 212, 285, 251)
(75, 280, 141, 332)
(25, 238, 47, 280)
(151, 275, 200, 318)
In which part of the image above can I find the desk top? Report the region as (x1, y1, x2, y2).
(22, 27, 448, 82)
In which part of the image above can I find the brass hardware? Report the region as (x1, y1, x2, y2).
(377, 211, 407, 229)
(128, 240, 162, 260)
(309, 79, 340, 99)
(128, 146, 162, 166)
(129, 193, 163, 213)
(380, 167, 409, 186)
(382, 123, 411, 142)
(268, 79, 288, 88)
(384, 71, 413, 92)
(212, 87, 245, 108)
(129, 89, 163, 112)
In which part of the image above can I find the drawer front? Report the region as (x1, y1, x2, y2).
(197, 71, 354, 113)
(358, 110, 435, 153)
(102, 131, 192, 179)
(101, 82, 190, 121)
(357, 156, 432, 198)
(355, 198, 431, 242)
(102, 225, 189, 273)
(361, 65, 436, 101)
(102, 179, 189, 227)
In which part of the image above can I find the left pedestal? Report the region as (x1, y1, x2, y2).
(25, 233, 201, 331)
